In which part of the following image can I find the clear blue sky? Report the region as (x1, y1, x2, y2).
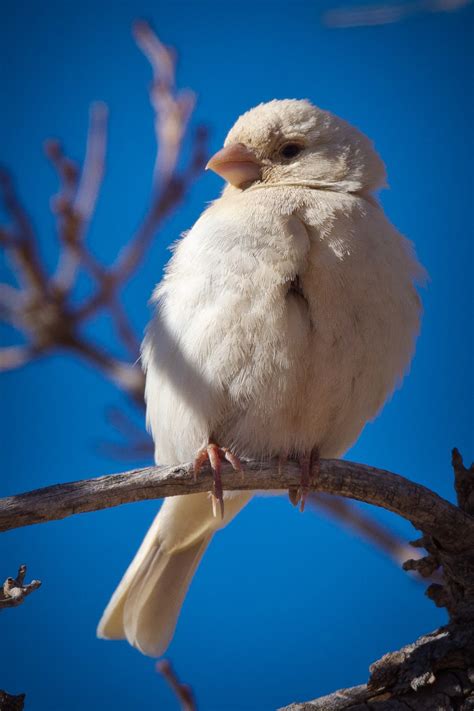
(1, 1, 472, 710)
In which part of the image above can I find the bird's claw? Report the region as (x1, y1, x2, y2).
(288, 486, 301, 507)
(193, 443, 243, 519)
(287, 448, 320, 512)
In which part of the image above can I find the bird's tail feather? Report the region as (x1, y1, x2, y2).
(97, 491, 250, 656)
(124, 534, 212, 656)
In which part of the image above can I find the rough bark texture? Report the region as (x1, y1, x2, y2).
(1, 452, 472, 710)
(280, 626, 474, 710)
(0, 690, 25, 711)
(280, 450, 474, 710)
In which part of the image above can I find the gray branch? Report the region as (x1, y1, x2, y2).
(280, 450, 474, 710)
(0, 458, 472, 552)
(1, 452, 473, 711)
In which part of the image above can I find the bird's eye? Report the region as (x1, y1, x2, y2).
(279, 142, 303, 159)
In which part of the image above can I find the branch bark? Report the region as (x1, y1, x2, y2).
(2, 455, 472, 711)
(1, 456, 472, 711)
(1, 458, 472, 550)
(279, 626, 474, 710)
(0, 690, 25, 711)
(279, 450, 474, 710)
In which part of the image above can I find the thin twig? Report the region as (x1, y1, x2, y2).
(48, 102, 108, 296)
(81, 20, 207, 301)
(0, 23, 206, 395)
(133, 21, 195, 184)
(157, 660, 197, 711)
(74, 101, 109, 222)
(0, 22, 206, 394)
(309, 493, 418, 567)
(0, 169, 47, 294)
(323, 0, 472, 28)
(0, 565, 41, 609)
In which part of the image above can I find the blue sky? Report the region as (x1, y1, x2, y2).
(0, 1, 472, 710)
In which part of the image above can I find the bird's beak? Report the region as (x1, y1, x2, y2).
(206, 143, 261, 188)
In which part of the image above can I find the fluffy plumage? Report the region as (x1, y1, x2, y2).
(97, 99, 425, 657)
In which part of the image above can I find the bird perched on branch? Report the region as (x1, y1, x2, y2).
(98, 99, 425, 656)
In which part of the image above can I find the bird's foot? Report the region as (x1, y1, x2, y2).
(287, 448, 320, 512)
(193, 443, 243, 519)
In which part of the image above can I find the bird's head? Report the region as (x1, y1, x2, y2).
(207, 99, 386, 195)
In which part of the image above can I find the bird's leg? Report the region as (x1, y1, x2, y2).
(300, 447, 320, 512)
(288, 447, 320, 512)
(298, 453, 311, 512)
(208, 444, 224, 519)
(193, 442, 243, 519)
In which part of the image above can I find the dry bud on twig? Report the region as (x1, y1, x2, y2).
(0, 565, 41, 609)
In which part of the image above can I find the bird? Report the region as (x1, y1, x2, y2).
(97, 98, 425, 657)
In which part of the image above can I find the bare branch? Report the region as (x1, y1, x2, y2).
(279, 625, 474, 710)
(105, 20, 206, 287)
(0, 565, 41, 609)
(0, 458, 472, 550)
(133, 21, 195, 184)
(0, 169, 47, 294)
(48, 102, 108, 296)
(157, 660, 197, 711)
(74, 102, 108, 222)
(0, 22, 204, 409)
(279, 451, 474, 709)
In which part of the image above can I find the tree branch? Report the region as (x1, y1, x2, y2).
(279, 450, 474, 709)
(1, 458, 472, 551)
(279, 625, 474, 710)
(0, 21, 206, 406)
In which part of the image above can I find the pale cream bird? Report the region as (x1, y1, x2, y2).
(97, 99, 425, 657)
